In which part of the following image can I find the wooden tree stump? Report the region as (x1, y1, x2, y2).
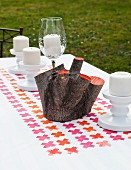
(35, 57, 105, 122)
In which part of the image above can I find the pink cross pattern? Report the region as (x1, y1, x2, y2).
(110, 135, 124, 140)
(36, 135, 50, 141)
(63, 123, 76, 129)
(68, 129, 83, 135)
(0, 85, 6, 88)
(12, 104, 23, 108)
(96, 98, 102, 101)
(81, 141, 95, 148)
(75, 135, 89, 142)
(27, 123, 40, 128)
(20, 113, 31, 117)
(104, 105, 112, 109)
(18, 77, 25, 79)
(23, 118, 36, 123)
(103, 129, 117, 134)
(86, 113, 96, 117)
(7, 96, 16, 100)
(3, 92, 12, 95)
(36, 97, 40, 100)
(98, 101, 108, 105)
(32, 129, 45, 134)
(9, 100, 19, 104)
(17, 108, 27, 112)
(1, 88, 9, 92)
(33, 94, 40, 97)
(41, 141, 56, 148)
(90, 117, 98, 123)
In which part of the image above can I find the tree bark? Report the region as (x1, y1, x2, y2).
(35, 58, 105, 122)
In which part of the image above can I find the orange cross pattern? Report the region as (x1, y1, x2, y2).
(123, 131, 131, 135)
(98, 111, 107, 115)
(48, 148, 62, 156)
(57, 139, 70, 145)
(77, 120, 90, 126)
(46, 125, 58, 131)
(26, 101, 36, 104)
(90, 133, 104, 139)
(14, 89, 24, 92)
(3, 73, 10, 76)
(17, 93, 27, 96)
(10, 84, 17, 87)
(97, 140, 111, 147)
(64, 147, 78, 154)
(12, 81, 17, 83)
(13, 86, 18, 89)
(83, 126, 96, 132)
(41, 119, 52, 124)
(9, 78, 16, 81)
(20, 97, 30, 100)
(32, 109, 43, 114)
(51, 131, 65, 137)
(36, 114, 44, 119)
(29, 105, 39, 109)
(93, 107, 103, 111)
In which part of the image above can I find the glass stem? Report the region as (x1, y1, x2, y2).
(52, 60, 55, 69)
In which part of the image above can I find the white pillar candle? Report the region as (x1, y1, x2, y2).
(109, 71, 131, 97)
(23, 47, 41, 65)
(43, 34, 61, 57)
(13, 35, 29, 52)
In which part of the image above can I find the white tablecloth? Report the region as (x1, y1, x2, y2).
(0, 54, 131, 170)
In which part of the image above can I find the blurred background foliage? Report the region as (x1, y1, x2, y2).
(0, 0, 131, 73)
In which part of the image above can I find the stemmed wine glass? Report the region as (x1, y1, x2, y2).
(39, 17, 66, 69)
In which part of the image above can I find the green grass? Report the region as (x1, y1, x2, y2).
(0, 0, 131, 73)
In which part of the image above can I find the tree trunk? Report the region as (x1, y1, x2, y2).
(35, 57, 105, 122)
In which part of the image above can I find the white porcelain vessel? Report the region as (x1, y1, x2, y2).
(8, 49, 25, 74)
(98, 89, 131, 131)
(17, 61, 46, 91)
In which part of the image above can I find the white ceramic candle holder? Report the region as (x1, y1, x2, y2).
(17, 61, 46, 91)
(98, 89, 131, 131)
(8, 49, 25, 74)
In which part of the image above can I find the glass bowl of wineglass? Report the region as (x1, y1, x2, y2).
(39, 17, 66, 69)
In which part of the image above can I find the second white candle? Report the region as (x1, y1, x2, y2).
(23, 47, 41, 65)
(43, 34, 61, 58)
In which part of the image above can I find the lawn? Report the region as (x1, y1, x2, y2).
(0, 0, 131, 73)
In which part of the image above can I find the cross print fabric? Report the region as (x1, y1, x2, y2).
(0, 68, 131, 156)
